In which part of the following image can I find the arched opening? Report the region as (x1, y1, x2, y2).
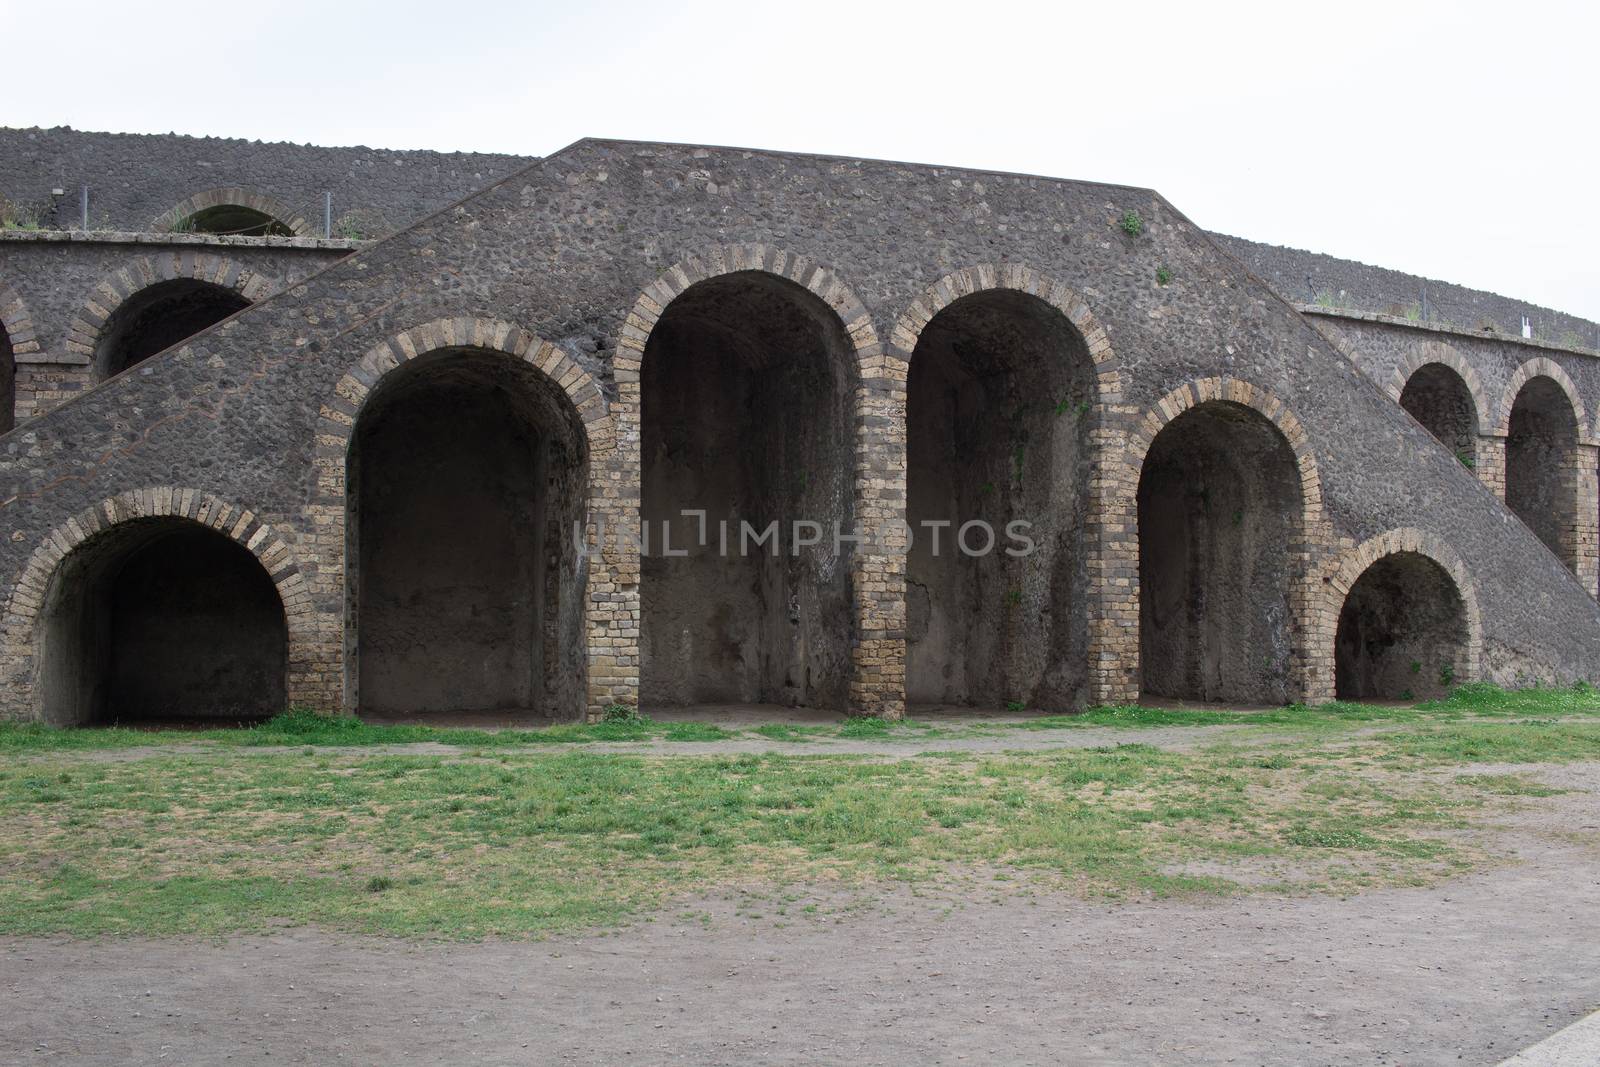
(1399, 362, 1477, 466)
(1506, 376, 1579, 570)
(95, 279, 250, 380)
(1137, 400, 1303, 704)
(905, 290, 1094, 710)
(37, 519, 288, 726)
(183, 205, 293, 237)
(1335, 552, 1468, 701)
(0, 319, 13, 433)
(640, 271, 855, 710)
(347, 348, 589, 720)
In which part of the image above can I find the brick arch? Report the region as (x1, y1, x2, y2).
(1101, 377, 1331, 704)
(0, 487, 318, 720)
(614, 244, 896, 715)
(64, 253, 281, 366)
(886, 262, 1125, 404)
(1116, 377, 1324, 525)
(316, 316, 624, 720)
(0, 280, 41, 359)
(152, 187, 316, 237)
(1316, 527, 1484, 689)
(1384, 340, 1491, 434)
(888, 264, 1124, 712)
(319, 317, 612, 461)
(1496, 357, 1590, 444)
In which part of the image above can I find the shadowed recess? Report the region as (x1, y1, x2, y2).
(94, 279, 250, 380)
(37, 519, 288, 726)
(641, 271, 856, 710)
(1138, 400, 1301, 704)
(347, 348, 589, 720)
(0, 319, 12, 433)
(184, 204, 293, 237)
(1400, 363, 1477, 464)
(1506, 376, 1579, 571)
(1335, 551, 1469, 701)
(905, 289, 1094, 711)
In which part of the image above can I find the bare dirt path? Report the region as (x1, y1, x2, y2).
(10, 723, 1334, 765)
(3, 765, 1597, 1066)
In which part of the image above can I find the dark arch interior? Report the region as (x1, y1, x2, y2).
(1399, 363, 1476, 464)
(0, 319, 13, 433)
(905, 290, 1094, 710)
(641, 271, 855, 710)
(38, 520, 288, 726)
(1138, 401, 1302, 704)
(96, 279, 250, 379)
(1335, 551, 1467, 701)
(348, 349, 589, 720)
(1506, 376, 1579, 570)
(184, 204, 292, 237)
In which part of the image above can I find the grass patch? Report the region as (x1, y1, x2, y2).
(1, 710, 1585, 939)
(1455, 774, 1571, 797)
(4, 683, 1596, 754)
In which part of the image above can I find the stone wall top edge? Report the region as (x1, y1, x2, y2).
(0, 230, 369, 252)
(1299, 304, 1600, 360)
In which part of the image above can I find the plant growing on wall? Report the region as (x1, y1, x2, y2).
(1119, 210, 1144, 237)
(0, 196, 43, 231)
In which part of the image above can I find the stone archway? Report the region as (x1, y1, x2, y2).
(1498, 363, 1586, 575)
(1325, 529, 1482, 701)
(1384, 341, 1490, 475)
(0, 280, 39, 432)
(0, 488, 317, 723)
(1115, 379, 1326, 705)
(894, 275, 1114, 711)
(320, 318, 621, 722)
(152, 188, 315, 237)
(67, 255, 279, 379)
(617, 245, 887, 714)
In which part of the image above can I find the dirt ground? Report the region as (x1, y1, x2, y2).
(2, 762, 1597, 1066)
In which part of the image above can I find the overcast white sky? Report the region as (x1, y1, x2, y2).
(9, 0, 1598, 318)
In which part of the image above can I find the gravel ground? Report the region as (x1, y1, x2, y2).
(2, 763, 1597, 1065)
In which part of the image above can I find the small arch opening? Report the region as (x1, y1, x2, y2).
(1399, 362, 1477, 465)
(1335, 551, 1468, 701)
(1138, 400, 1304, 704)
(95, 279, 250, 380)
(1506, 376, 1580, 570)
(0, 318, 13, 433)
(640, 271, 856, 711)
(905, 289, 1095, 710)
(347, 348, 590, 720)
(38, 519, 289, 727)
(182, 205, 293, 237)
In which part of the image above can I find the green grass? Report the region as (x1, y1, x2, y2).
(4, 682, 1595, 754)
(1, 700, 1594, 939)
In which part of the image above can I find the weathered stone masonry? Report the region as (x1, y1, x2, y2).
(2, 134, 1599, 722)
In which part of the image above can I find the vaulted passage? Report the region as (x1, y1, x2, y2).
(185, 205, 292, 237)
(0, 320, 13, 433)
(1138, 401, 1302, 704)
(1335, 552, 1468, 700)
(1399, 363, 1476, 465)
(348, 349, 589, 719)
(641, 272, 855, 709)
(96, 279, 250, 379)
(38, 520, 288, 726)
(1506, 377, 1579, 570)
(905, 291, 1094, 710)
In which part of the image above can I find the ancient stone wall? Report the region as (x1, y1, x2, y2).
(1216, 233, 1600, 349)
(0, 126, 532, 238)
(0, 139, 1596, 723)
